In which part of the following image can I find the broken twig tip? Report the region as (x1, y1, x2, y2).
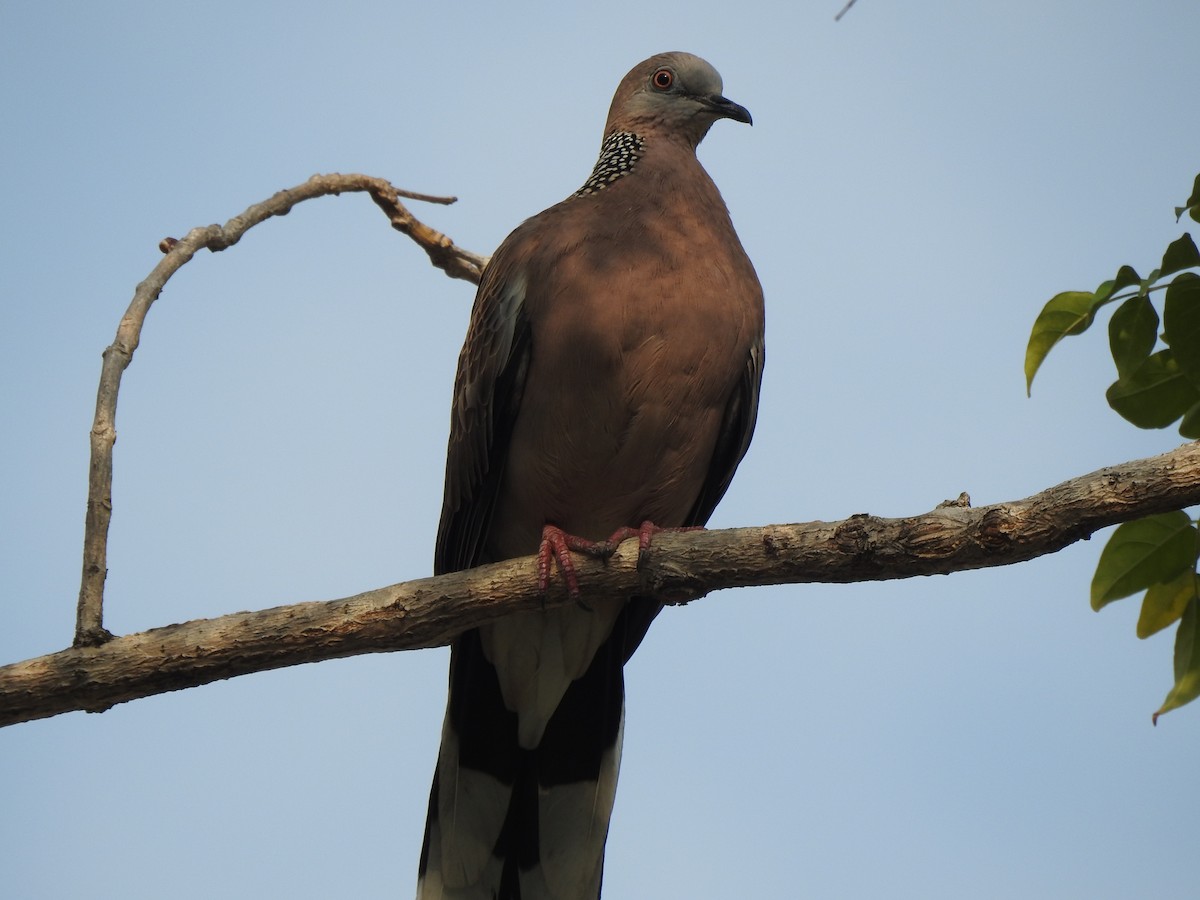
(937, 492, 972, 509)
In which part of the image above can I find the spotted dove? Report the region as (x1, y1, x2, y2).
(418, 51, 765, 900)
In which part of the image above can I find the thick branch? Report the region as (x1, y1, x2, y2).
(75, 174, 484, 648)
(14, 441, 1200, 728)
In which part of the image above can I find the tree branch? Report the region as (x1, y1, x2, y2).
(75, 174, 485, 648)
(13, 441, 1199, 728)
(834, 0, 860, 21)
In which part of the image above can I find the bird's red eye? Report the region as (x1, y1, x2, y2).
(651, 68, 674, 90)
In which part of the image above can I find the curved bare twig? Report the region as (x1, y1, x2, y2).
(75, 174, 486, 647)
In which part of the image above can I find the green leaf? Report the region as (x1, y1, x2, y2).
(1162, 273, 1200, 390)
(1108, 295, 1159, 379)
(1138, 569, 1197, 638)
(1090, 266, 1143, 308)
(1175, 173, 1200, 224)
(1153, 596, 1200, 723)
(1161, 233, 1200, 278)
(1105, 349, 1200, 429)
(1025, 290, 1103, 395)
(1111, 264, 1143, 295)
(1179, 400, 1200, 439)
(1141, 269, 1162, 295)
(1091, 511, 1197, 611)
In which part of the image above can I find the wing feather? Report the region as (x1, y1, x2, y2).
(435, 265, 532, 576)
(684, 335, 764, 527)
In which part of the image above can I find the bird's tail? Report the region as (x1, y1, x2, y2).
(417, 600, 657, 900)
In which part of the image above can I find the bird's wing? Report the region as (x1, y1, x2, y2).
(685, 333, 765, 527)
(434, 260, 532, 576)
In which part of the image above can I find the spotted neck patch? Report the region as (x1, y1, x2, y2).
(573, 131, 645, 197)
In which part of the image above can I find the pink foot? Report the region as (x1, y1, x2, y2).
(537, 521, 706, 603)
(600, 520, 704, 557)
(538, 525, 612, 600)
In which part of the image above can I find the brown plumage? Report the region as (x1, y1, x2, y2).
(419, 51, 764, 900)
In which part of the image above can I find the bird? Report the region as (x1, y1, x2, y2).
(417, 51, 765, 900)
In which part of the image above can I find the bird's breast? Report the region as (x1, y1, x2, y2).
(485, 246, 756, 561)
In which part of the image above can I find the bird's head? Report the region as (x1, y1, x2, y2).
(606, 51, 752, 147)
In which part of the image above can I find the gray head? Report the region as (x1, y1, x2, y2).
(605, 51, 752, 147)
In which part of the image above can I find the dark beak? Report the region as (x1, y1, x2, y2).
(703, 93, 753, 125)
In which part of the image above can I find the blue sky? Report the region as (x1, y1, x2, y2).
(2, 2, 1198, 897)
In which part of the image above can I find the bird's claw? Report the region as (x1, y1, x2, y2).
(538, 525, 597, 609)
(537, 521, 706, 608)
(598, 520, 702, 559)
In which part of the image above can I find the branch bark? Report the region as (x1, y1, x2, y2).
(10, 441, 1200, 728)
(75, 174, 484, 648)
